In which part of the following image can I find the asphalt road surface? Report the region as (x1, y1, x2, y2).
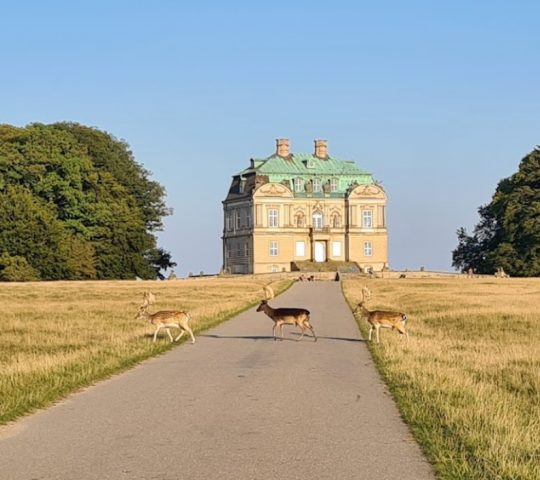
(0, 282, 435, 480)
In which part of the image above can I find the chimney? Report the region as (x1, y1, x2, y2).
(276, 138, 290, 157)
(314, 139, 328, 158)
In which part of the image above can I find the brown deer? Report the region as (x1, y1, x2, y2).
(256, 299, 317, 342)
(135, 292, 195, 344)
(353, 286, 409, 343)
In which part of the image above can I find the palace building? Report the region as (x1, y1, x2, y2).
(222, 139, 388, 274)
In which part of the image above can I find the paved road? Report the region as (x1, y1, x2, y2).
(0, 282, 435, 480)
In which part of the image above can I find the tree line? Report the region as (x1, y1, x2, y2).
(453, 146, 540, 276)
(0, 122, 175, 281)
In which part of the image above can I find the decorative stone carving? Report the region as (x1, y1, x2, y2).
(323, 180, 331, 193)
(259, 184, 287, 197)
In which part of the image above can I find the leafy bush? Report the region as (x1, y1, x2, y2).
(0, 254, 39, 281)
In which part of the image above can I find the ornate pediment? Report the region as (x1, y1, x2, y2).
(254, 182, 293, 198)
(349, 184, 387, 199)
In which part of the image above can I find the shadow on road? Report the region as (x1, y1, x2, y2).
(199, 334, 363, 343)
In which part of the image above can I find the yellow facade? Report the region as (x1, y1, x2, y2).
(222, 140, 388, 274)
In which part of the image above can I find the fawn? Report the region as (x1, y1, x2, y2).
(135, 292, 195, 344)
(353, 286, 409, 343)
(256, 288, 317, 342)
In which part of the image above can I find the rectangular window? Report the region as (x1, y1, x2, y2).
(245, 242, 249, 257)
(246, 210, 251, 228)
(236, 243, 241, 257)
(226, 214, 233, 231)
(330, 178, 338, 193)
(268, 209, 278, 227)
(295, 241, 305, 257)
(364, 241, 373, 257)
(236, 211, 241, 229)
(313, 179, 321, 193)
(270, 241, 279, 257)
(294, 178, 303, 192)
(363, 210, 373, 228)
(227, 246, 231, 258)
(332, 241, 341, 257)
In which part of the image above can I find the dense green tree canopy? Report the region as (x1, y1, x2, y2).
(0, 122, 175, 280)
(452, 147, 540, 276)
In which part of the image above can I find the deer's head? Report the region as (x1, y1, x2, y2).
(135, 305, 148, 321)
(256, 300, 268, 312)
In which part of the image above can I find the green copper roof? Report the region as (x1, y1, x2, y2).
(227, 150, 377, 201)
(237, 153, 372, 176)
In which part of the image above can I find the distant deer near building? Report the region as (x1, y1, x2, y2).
(353, 286, 409, 343)
(135, 292, 195, 344)
(256, 288, 316, 342)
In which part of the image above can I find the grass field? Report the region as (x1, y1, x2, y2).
(342, 276, 540, 480)
(0, 276, 291, 425)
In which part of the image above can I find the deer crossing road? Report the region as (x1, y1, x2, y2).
(0, 282, 435, 480)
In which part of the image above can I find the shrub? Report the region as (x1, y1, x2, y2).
(0, 254, 40, 281)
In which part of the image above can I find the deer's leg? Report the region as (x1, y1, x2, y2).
(153, 326, 160, 342)
(376, 326, 381, 344)
(166, 328, 174, 342)
(305, 321, 317, 342)
(272, 323, 278, 340)
(368, 326, 374, 341)
(296, 324, 306, 342)
(280, 322, 285, 340)
(396, 324, 409, 341)
(174, 329, 185, 342)
(185, 325, 196, 344)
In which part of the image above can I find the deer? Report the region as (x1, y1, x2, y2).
(256, 287, 317, 342)
(135, 292, 195, 344)
(353, 285, 409, 343)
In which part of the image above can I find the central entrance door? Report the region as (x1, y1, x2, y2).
(314, 241, 325, 262)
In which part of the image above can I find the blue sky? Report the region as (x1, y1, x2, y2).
(2, 1, 539, 276)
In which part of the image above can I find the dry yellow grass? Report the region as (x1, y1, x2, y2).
(0, 276, 291, 425)
(342, 276, 540, 480)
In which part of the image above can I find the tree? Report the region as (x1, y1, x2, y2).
(51, 122, 171, 232)
(145, 248, 177, 280)
(452, 147, 540, 276)
(0, 185, 74, 279)
(0, 123, 174, 280)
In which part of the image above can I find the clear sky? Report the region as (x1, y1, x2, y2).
(2, 1, 539, 276)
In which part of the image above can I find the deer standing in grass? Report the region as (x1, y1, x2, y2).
(353, 286, 409, 343)
(256, 287, 317, 342)
(135, 292, 195, 344)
